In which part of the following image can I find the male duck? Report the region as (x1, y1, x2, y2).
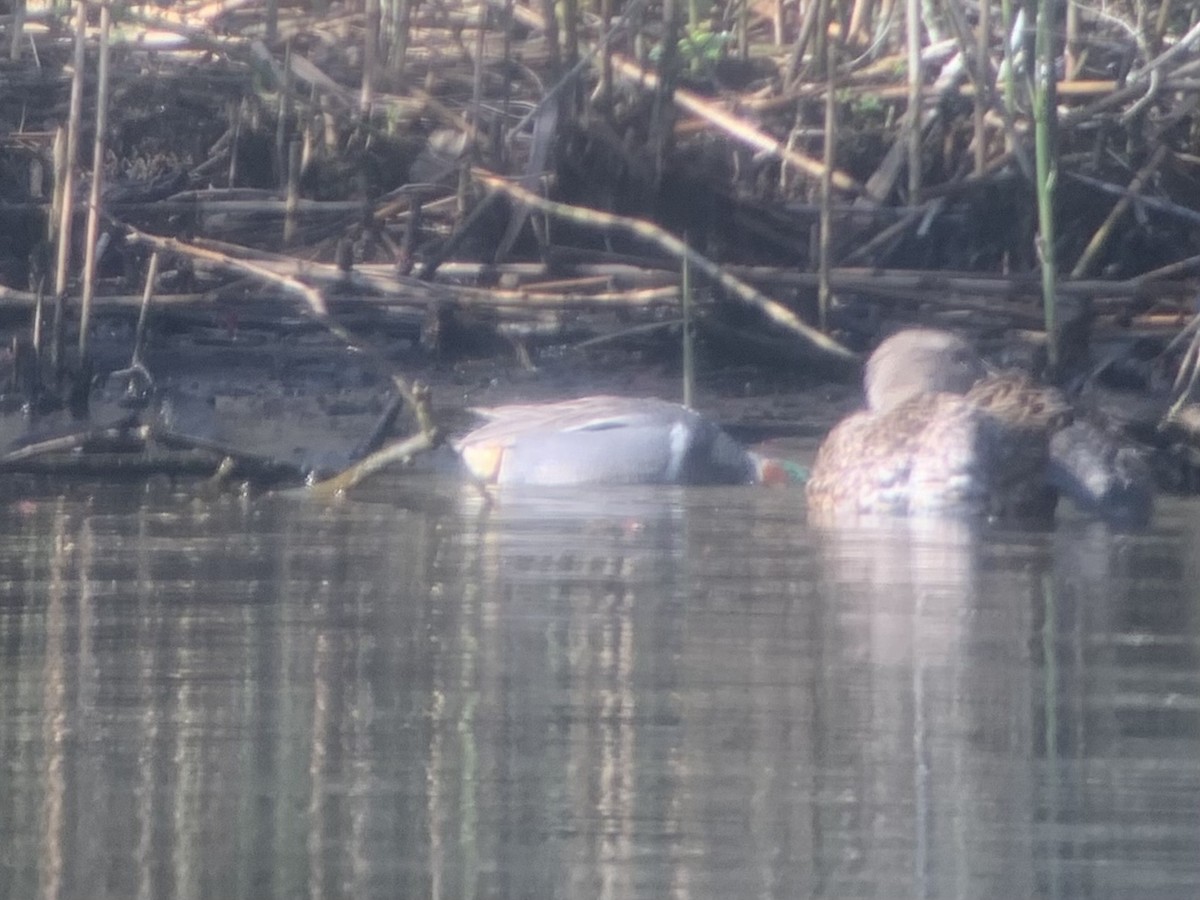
(806, 328, 1154, 523)
(455, 394, 781, 486)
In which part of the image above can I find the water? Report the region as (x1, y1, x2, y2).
(0, 476, 1198, 899)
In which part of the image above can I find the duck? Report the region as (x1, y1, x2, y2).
(454, 394, 788, 486)
(806, 328, 1154, 522)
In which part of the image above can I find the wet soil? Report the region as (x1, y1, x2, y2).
(0, 310, 858, 486)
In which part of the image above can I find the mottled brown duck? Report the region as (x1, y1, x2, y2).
(807, 329, 1153, 523)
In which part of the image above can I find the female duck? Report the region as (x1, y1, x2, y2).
(806, 328, 1153, 522)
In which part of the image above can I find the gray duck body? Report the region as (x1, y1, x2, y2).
(455, 395, 763, 486)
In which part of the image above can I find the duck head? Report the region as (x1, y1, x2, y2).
(865, 329, 988, 412)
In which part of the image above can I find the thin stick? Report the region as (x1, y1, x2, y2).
(818, 21, 836, 331)
(53, 1, 87, 303)
(390, 0, 414, 80)
(275, 39, 293, 187)
(9, 0, 24, 61)
(284, 137, 300, 246)
(361, 0, 378, 115)
(31, 281, 43, 371)
(473, 169, 858, 365)
(132, 252, 159, 367)
(976, 0, 991, 174)
(609, 53, 862, 193)
(999, 0, 1018, 160)
(1071, 145, 1169, 279)
(80, 0, 113, 364)
(905, 0, 922, 200)
(309, 381, 441, 498)
(681, 246, 693, 409)
(122, 225, 330, 318)
(1033, 0, 1060, 363)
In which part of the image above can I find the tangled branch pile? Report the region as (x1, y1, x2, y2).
(0, 0, 1196, 376)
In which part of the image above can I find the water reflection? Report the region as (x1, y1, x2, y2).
(0, 479, 1197, 898)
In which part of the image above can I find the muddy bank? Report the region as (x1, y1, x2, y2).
(0, 305, 859, 488)
(1, 2, 1197, 492)
(2, 294, 1195, 506)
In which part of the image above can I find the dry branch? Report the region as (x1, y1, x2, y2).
(473, 168, 859, 366)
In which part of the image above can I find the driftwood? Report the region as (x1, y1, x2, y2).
(0, 1, 1189, 327)
(0, 421, 306, 485)
(473, 168, 858, 365)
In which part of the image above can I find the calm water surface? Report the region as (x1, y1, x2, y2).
(0, 475, 1198, 899)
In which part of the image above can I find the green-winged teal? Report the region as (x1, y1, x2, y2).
(451, 329, 1152, 520)
(455, 394, 783, 486)
(806, 328, 1153, 522)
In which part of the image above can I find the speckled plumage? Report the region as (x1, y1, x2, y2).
(807, 330, 1074, 519)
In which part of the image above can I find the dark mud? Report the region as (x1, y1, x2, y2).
(0, 309, 858, 487)
(2, 297, 1183, 500)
